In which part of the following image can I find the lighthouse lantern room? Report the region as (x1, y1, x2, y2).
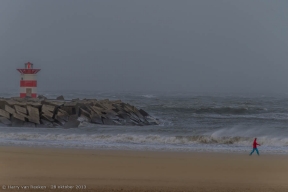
(17, 62, 41, 98)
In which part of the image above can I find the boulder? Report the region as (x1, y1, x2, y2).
(53, 122, 62, 128)
(6, 100, 22, 106)
(11, 116, 25, 127)
(139, 109, 150, 117)
(98, 99, 109, 103)
(41, 104, 55, 120)
(56, 109, 69, 122)
(38, 95, 47, 100)
(78, 107, 91, 120)
(26, 102, 42, 108)
(5, 105, 15, 114)
(60, 106, 75, 115)
(63, 115, 80, 128)
(83, 99, 98, 105)
(0, 109, 10, 119)
(89, 106, 103, 116)
(14, 105, 27, 115)
(102, 117, 116, 125)
(27, 106, 40, 116)
(0, 117, 11, 125)
(64, 102, 77, 107)
(12, 113, 26, 121)
(56, 95, 65, 100)
(39, 119, 54, 128)
(42, 114, 54, 122)
(55, 115, 66, 125)
(28, 116, 40, 124)
(90, 113, 103, 124)
(42, 101, 64, 107)
(27, 106, 40, 124)
(94, 103, 107, 110)
(102, 109, 119, 120)
(101, 103, 115, 110)
(112, 119, 123, 125)
(53, 107, 68, 125)
(0, 99, 8, 109)
(42, 109, 54, 119)
(42, 104, 55, 112)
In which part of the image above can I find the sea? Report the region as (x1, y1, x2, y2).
(1, 90, 288, 154)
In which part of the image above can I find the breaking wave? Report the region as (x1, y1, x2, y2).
(0, 130, 287, 148)
(141, 94, 156, 98)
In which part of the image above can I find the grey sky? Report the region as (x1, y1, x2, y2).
(0, 0, 287, 95)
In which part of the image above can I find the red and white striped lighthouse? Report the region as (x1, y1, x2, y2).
(17, 62, 41, 98)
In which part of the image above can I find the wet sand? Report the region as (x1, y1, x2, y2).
(0, 146, 287, 192)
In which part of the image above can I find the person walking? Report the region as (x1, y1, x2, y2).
(249, 138, 260, 156)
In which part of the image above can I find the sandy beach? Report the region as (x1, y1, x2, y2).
(0, 146, 287, 192)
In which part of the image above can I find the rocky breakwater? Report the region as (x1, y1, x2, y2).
(0, 96, 159, 128)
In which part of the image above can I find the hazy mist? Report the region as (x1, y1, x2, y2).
(0, 0, 287, 95)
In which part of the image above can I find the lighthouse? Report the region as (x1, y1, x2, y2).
(17, 62, 41, 98)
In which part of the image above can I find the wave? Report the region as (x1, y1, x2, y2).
(192, 113, 288, 121)
(141, 94, 156, 98)
(160, 106, 268, 115)
(0, 131, 287, 147)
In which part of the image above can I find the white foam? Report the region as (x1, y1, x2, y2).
(0, 128, 287, 154)
(141, 95, 156, 98)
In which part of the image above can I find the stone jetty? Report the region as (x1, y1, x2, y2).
(0, 96, 159, 128)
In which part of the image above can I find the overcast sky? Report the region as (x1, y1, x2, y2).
(0, 0, 287, 95)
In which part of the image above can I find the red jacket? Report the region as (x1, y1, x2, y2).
(253, 139, 260, 148)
